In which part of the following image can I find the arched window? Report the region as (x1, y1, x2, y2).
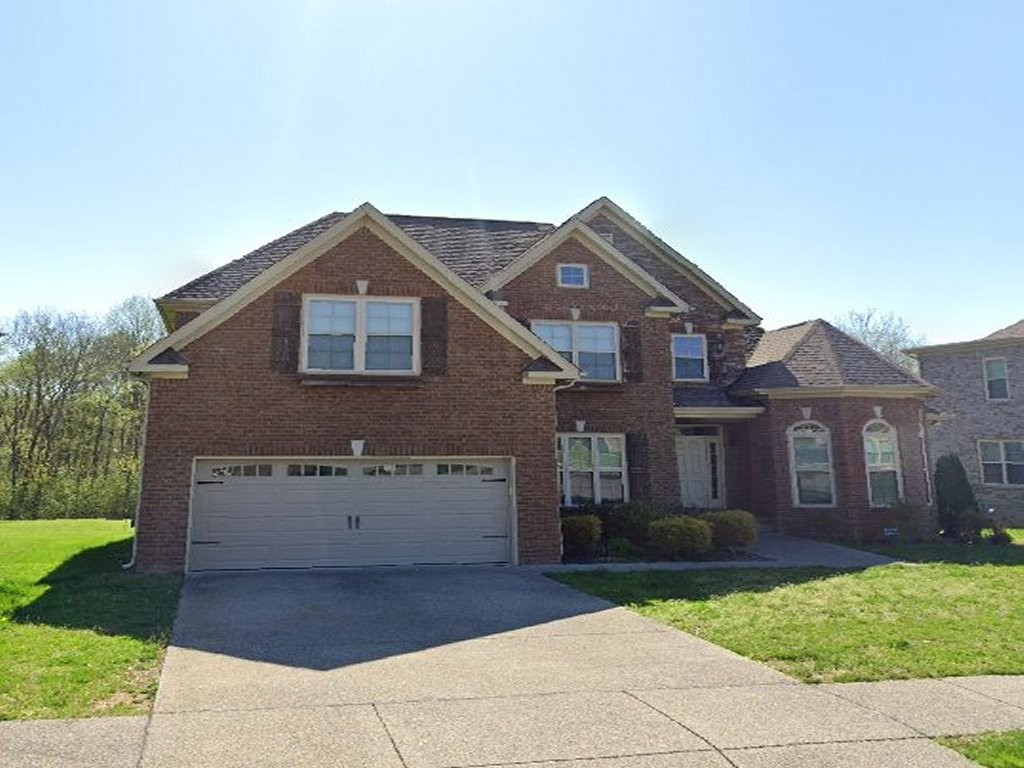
(863, 420, 902, 506)
(788, 421, 835, 507)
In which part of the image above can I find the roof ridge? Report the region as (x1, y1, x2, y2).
(818, 319, 933, 387)
(779, 320, 820, 364)
(384, 212, 554, 228)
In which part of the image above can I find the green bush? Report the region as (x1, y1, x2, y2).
(606, 537, 645, 560)
(603, 501, 663, 546)
(561, 515, 602, 561)
(989, 527, 1013, 546)
(934, 454, 981, 539)
(648, 516, 712, 560)
(884, 498, 934, 541)
(701, 509, 757, 549)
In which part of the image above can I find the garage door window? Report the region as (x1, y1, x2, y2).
(287, 464, 348, 477)
(303, 296, 419, 374)
(363, 463, 424, 476)
(212, 463, 273, 478)
(556, 434, 627, 506)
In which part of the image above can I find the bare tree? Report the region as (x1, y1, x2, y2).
(834, 309, 925, 373)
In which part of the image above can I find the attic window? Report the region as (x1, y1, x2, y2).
(557, 264, 589, 288)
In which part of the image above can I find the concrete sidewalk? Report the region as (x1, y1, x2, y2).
(2, 568, 1022, 768)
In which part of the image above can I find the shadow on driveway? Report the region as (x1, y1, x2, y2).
(168, 567, 623, 671)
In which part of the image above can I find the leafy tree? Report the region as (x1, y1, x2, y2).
(834, 309, 925, 373)
(0, 297, 161, 519)
(933, 453, 986, 539)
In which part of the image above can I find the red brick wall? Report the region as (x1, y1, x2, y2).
(748, 397, 935, 540)
(137, 226, 561, 571)
(499, 238, 679, 507)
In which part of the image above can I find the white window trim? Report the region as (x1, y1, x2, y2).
(556, 432, 629, 507)
(978, 439, 1024, 487)
(787, 420, 837, 508)
(556, 263, 590, 288)
(862, 419, 904, 507)
(983, 356, 1010, 401)
(531, 320, 621, 381)
(671, 333, 710, 382)
(300, 294, 421, 375)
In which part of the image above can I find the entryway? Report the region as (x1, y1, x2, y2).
(676, 426, 725, 509)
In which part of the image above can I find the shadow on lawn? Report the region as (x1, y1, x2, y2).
(12, 539, 181, 643)
(854, 537, 1024, 566)
(551, 566, 850, 606)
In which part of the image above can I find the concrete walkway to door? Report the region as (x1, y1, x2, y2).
(3, 567, 1022, 767)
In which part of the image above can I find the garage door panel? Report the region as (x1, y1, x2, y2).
(189, 458, 513, 570)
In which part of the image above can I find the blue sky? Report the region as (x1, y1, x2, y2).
(1, 0, 1021, 343)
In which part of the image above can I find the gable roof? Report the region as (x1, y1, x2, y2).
(576, 197, 761, 324)
(479, 217, 691, 310)
(732, 319, 935, 395)
(907, 318, 1024, 357)
(163, 213, 554, 302)
(131, 204, 579, 381)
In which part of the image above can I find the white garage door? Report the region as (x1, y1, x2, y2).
(188, 457, 512, 571)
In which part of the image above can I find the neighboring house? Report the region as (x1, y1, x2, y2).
(909, 320, 1024, 525)
(129, 198, 937, 572)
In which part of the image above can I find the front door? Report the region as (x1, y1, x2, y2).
(676, 430, 724, 509)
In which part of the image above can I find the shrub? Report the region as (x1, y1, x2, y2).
(648, 516, 712, 560)
(603, 501, 664, 547)
(885, 498, 933, 541)
(701, 509, 757, 549)
(934, 454, 981, 538)
(561, 515, 602, 561)
(606, 537, 645, 560)
(989, 526, 1013, 547)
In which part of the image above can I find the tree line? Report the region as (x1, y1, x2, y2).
(0, 297, 162, 519)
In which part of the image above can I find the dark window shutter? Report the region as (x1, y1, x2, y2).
(626, 432, 650, 502)
(421, 297, 448, 375)
(270, 291, 301, 374)
(621, 324, 644, 382)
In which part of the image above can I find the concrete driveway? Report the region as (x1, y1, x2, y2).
(1, 567, 983, 767)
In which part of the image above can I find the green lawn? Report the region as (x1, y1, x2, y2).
(552, 533, 1024, 683)
(942, 730, 1024, 767)
(0, 520, 181, 720)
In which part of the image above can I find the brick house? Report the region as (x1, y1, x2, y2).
(909, 320, 1024, 525)
(129, 198, 937, 572)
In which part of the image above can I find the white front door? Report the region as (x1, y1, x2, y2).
(676, 434, 724, 509)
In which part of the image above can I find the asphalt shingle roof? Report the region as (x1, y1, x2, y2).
(161, 212, 555, 301)
(672, 385, 758, 409)
(732, 319, 931, 391)
(985, 319, 1024, 340)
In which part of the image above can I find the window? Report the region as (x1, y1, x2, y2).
(363, 463, 424, 477)
(287, 464, 348, 477)
(979, 440, 1024, 486)
(556, 264, 589, 288)
(984, 358, 1009, 400)
(532, 322, 619, 381)
(672, 334, 708, 381)
(788, 421, 835, 506)
(437, 463, 495, 476)
(303, 296, 419, 374)
(211, 463, 272, 478)
(863, 420, 902, 506)
(556, 434, 627, 506)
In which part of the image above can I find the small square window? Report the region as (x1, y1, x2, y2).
(557, 264, 589, 288)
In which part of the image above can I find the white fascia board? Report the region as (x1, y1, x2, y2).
(129, 204, 578, 380)
(578, 197, 762, 323)
(673, 406, 765, 420)
(481, 220, 692, 311)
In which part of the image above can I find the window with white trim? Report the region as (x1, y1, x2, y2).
(979, 440, 1024, 485)
(863, 420, 902, 506)
(984, 358, 1009, 400)
(532, 321, 619, 381)
(556, 264, 589, 288)
(671, 334, 708, 381)
(788, 421, 836, 506)
(302, 296, 419, 374)
(556, 434, 627, 506)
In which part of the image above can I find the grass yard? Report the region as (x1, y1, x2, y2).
(0, 520, 181, 720)
(552, 532, 1024, 683)
(942, 730, 1024, 767)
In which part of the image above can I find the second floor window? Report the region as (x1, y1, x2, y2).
(984, 358, 1009, 400)
(532, 321, 619, 381)
(557, 264, 589, 288)
(303, 296, 418, 374)
(672, 334, 708, 381)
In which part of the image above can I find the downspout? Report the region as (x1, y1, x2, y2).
(122, 379, 150, 570)
(918, 406, 933, 506)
